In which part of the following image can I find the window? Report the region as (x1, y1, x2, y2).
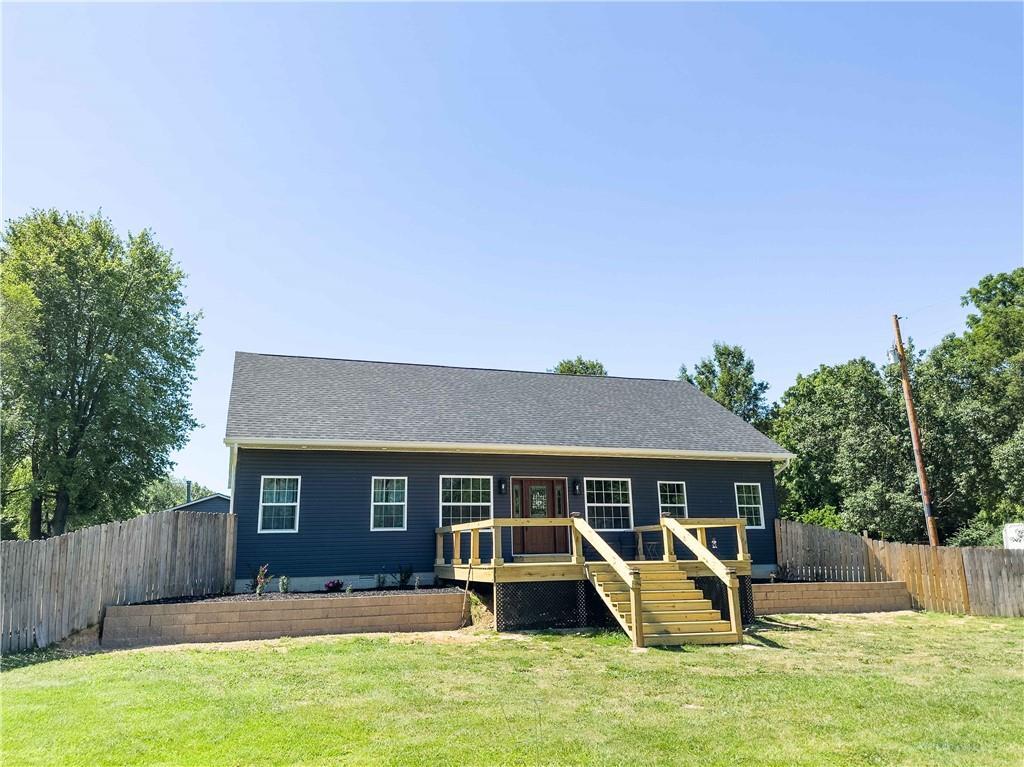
(735, 483, 765, 529)
(658, 481, 688, 518)
(584, 478, 633, 530)
(371, 477, 407, 531)
(439, 476, 493, 527)
(258, 476, 300, 533)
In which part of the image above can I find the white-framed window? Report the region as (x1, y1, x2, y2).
(584, 478, 634, 531)
(439, 476, 493, 527)
(370, 476, 407, 531)
(258, 476, 301, 533)
(657, 481, 688, 518)
(735, 482, 765, 529)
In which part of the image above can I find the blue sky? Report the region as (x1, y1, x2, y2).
(4, 3, 1022, 492)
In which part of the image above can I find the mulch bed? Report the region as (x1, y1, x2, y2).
(138, 586, 464, 606)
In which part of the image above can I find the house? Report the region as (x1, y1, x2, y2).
(167, 493, 231, 514)
(224, 352, 793, 646)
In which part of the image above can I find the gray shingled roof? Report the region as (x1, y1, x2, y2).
(225, 352, 791, 459)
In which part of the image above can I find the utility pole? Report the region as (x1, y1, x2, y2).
(892, 314, 939, 546)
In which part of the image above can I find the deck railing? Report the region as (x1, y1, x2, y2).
(635, 516, 747, 638)
(435, 516, 644, 644)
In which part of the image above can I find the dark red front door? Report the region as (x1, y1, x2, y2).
(512, 478, 569, 555)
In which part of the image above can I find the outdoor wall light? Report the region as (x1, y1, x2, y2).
(572, 479, 581, 496)
(497, 477, 507, 495)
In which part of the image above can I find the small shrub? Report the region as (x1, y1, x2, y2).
(324, 579, 345, 592)
(375, 574, 388, 589)
(278, 575, 290, 594)
(345, 584, 353, 594)
(414, 575, 421, 591)
(397, 565, 414, 590)
(255, 564, 272, 597)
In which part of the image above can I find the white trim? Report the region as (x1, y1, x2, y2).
(258, 475, 301, 533)
(509, 476, 570, 557)
(224, 437, 792, 463)
(438, 475, 494, 528)
(734, 482, 765, 530)
(657, 480, 688, 518)
(369, 476, 408, 531)
(583, 477, 634, 531)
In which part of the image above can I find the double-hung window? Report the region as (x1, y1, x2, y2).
(371, 477, 407, 531)
(657, 481, 688, 518)
(584, 478, 633, 530)
(439, 476, 493, 527)
(734, 483, 765, 529)
(258, 476, 301, 533)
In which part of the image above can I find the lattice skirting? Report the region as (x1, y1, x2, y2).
(694, 575, 754, 626)
(494, 581, 621, 632)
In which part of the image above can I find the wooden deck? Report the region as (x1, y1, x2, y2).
(434, 515, 751, 647)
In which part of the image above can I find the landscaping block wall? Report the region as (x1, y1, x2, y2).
(102, 592, 468, 648)
(752, 581, 912, 615)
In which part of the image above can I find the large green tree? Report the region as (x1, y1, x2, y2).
(679, 343, 772, 429)
(772, 268, 1024, 544)
(551, 356, 607, 376)
(1, 210, 201, 538)
(770, 358, 922, 540)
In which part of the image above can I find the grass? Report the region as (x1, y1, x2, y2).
(2, 612, 1022, 766)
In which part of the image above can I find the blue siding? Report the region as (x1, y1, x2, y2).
(232, 449, 779, 581)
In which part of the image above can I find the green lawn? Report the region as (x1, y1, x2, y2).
(2, 612, 1022, 766)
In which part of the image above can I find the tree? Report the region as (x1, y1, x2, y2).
(134, 475, 217, 516)
(770, 358, 923, 540)
(913, 268, 1024, 540)
(770, 269, 1024, 544)
(551, 356, 607, 376)
(679, 343, 771, 428)
(1, 210, 201, 537)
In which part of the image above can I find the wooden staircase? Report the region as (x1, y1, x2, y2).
(587, 561, 739, 646)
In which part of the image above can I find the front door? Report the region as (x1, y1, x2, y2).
(512, 478, 570, 555)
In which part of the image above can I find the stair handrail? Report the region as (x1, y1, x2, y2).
(661, 516, 744, 642)
(571, 515, 645, 647)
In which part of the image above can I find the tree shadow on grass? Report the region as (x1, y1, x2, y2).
(0, 645, 103, 673)
(743, 616, 821, 649)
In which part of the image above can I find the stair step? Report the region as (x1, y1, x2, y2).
(637, 599, 713, 611)
(641, 609, 721, 622)
(642, 620, 733, 634)
(606, 587, 704, 600)
(644, 632, 740, 646)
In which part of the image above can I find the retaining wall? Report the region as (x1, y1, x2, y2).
(102, 591, 467, 648)
(752, 581, 912, 615)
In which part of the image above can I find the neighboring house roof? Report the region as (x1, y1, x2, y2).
(167, 493, 231, 513)
(226, 352, 792, 462)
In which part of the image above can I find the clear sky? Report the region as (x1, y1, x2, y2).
(4, 3, 1022, 493)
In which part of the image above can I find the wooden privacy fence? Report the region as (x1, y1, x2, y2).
(776, 518, 1024, 617)
(1, 510, 237, 653)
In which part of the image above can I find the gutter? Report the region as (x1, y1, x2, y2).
(223, 437, 794, 463)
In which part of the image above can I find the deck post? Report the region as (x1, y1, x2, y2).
(492, 525, 504, 567)
(736, 521, 749, 561)
(634, 531, 646, 561)
(570, 514, 584, 565)
(435, 532, 445, 566)
(726, 572, 743, 643)
(469, 529, 481, 566)
(452, 532, 462, 566)
(629, 569, 645, 648)
(661, 517, 677, 563)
